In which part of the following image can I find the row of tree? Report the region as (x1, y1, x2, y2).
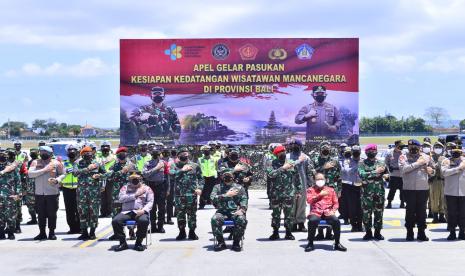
(360, 115, 433, 134)
(1, 119, 82, 137)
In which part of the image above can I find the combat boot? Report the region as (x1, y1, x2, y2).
(417, 229, 429, 241)
(48, 229, 57, 240)
(363, 229, 373, 240)
(89, 228, 96, 240)
(176, 228, 187, 240)
(0, 228, 5, 240)
(374, 229, 384, 240)
(7, 231, 15, 240)
(458, 229, 465, 240)
(15, 221, 21, 234)
(406, 227, 414, 241)
(284, 228, 295, 240)
(269, 227, 280, 240)
(115, 239, 128, 252)
(432, 213, 439, 223)
(439, 213, 447, 223)
(188, 228, 199, 240)
(386, 201, 392, 209)
(214, 236, 227, 251)
(231, 238, 242, 252)
(78, 229, 90, 241)
(447, 230, 457, 240)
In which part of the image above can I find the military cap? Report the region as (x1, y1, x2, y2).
(408, 139, 421, 147)
(312, 85, 326, 93)
(151, 86, 165, 96)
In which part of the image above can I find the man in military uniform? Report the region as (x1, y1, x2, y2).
(211, 168, 248, 251)
(263, 143, 279, 209)
(173, 148, 204, 240)
(60, 144, 81, 234)
(198, 145, 219, 209)
(295, 86, 342, 141)
(218, 147, 252, 196)
(25, 148, 39, 225)
(161, 146, 176, 225)
(358, 144, 388, 240)
(130, 86, 181, 140)
(11, 143, 28, 234)
(96, 141, 116, 218)
(429, 142, 447, 223)
(0, 148, 21, 240)
(73, 146, 106, 240)
(267, 145, 302, 240)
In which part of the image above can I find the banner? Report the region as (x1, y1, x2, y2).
(120, 38, 359, 145)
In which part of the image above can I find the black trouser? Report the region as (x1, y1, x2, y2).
(62, 187, 80, 232)
(387, 176, 404, 202)
(404, 190, 429, 229)
(339, 184, 350, 220)
(35, 194, 59, 232)
(345, 184, 362, 226)
(446, 195, 465, 231)
(166, 177, 175, 221)
(100, 180, 113, 217)
(148, 180, 166, 229)
(200, 177, 216, 207)
(112, 212, 149, 240)
(308, 215, 341, 242)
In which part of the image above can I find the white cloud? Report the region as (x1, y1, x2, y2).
(368, 55, 417, 72)
(4, 58, 113, 77)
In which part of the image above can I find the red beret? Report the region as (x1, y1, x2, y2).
(364, 144, 377, 152)
(115, 147, 128, 154)
(273, 145, 286, 156)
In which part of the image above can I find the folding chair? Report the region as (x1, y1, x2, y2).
(213, 220, 244, 248)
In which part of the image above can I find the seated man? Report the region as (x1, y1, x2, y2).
(305, 173, 347, 252)
(112, 170, 154, 252)
(210, 168, 248, 252)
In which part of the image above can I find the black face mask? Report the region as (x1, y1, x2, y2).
(15, 146, 21, 151)
(452, 152, 462, 159)
(314, 95, 326, 103)
(321, 149, 330, 156)
(102, 148, 110, 154)
(409, 148, 419, 154)
(131, 179, 140, 185)
(30, 152, 39, 160)
(179, 155, 188, 162)
(83, 154, 93, 161)
(203, 151, 210, 156)
(117, 154, 126, 160)
(153, 95, 163, 103)
(40, 153, 51, 160)
(292, 146, 300, 153)
(229, 153, 239, 162)
(344, 153, 352, 159)
(0, 155, 6, 162)
(151, 153, 160, 159)
(366, 152, 377, 159)
(67, 152, 77, 159)
(352, 151, 361, 159)
(223, 175, 233, 183)
(171, 150, 177, 157)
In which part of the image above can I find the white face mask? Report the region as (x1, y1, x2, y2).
(422, 147, 431, 154)
(434, 148, 443, 155)
(315, 180, 325, 188)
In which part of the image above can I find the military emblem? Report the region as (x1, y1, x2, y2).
(268, 48, 287, 60)
(239, 43, 258, 60)
(212, 44, 230, 60)
(295, 44, 314, 60)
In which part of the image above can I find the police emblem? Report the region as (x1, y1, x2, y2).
(295, 44, 314, 60)
(212, 44, 230, 60)
(268, 48, 287, 60)
(239, 44, 258, 60)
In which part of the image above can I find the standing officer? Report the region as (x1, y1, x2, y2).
(429, 142, 447, 223)
(97, 141, 116, 218)
(134, 141, 151, 172)
(161, 146, 176, 225)
(263, 143, 279, 209)
(60, 144, 81, 234)
(25, 148, 39, 225)
(198, 145, 218, 209)
(385, 140, 406, 209)
(0, 148, 21, 240)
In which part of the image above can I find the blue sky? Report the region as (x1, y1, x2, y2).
(1, 0, 464, 128)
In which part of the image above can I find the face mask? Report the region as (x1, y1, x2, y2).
(30, 152, 39, 159)
(0, 155, 6, 162)
(223, 175, 233, 183)
(366, 152, 377, 159)
(316, 180, 325, 188)
(314, 95, 326, 103)
(352, 152, 360, 159)
(292, 146, 300, 153)
(83, 154, 92, 161)
(67, 152, 77, 159)
(344, 153, 351, 159)
(278, 154, 286, 161)
(179, 155, 188, 162)
(321, 149, 330, 156)
(422, 148, 431, 154)
(152, 153, 160, 159)
(102, 148, 110, 153)
(203, 151, 210, 156)
(131, 179, 140, 185)
(452, 152, 462, 159)
(409, 148, 419, 154)
(153, 95, 163, 103)
(434, 148, 443, 155)
(117, 153, 126, 160)
(140, 148, 147, 153)
(40, 153, 50, 160)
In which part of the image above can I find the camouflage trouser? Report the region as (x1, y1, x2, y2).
(25, 180, 36, 214)
(0, 196, 17, 232)
(211, 212, 247, 239)
(361, 189, 385, 230)
(16, 200, 22, 223)
(77, 188, 100, 229)
(429, 179, 446, 215)
(111, 202, 122, 218)
(175, 196, 197, 229)
(271, 196, 294, 229)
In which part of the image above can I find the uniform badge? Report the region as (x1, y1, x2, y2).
(212, 44, 230, 60)
(239, 44, 258, 60)
(295, 44, 314, 60)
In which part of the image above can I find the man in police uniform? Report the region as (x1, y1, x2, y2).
(295, 86, 342, 141)
(130, 86, 181, 140)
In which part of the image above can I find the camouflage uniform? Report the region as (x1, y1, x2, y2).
(104, 159, 135, 217)
(210, 182, 248, 240)
(130, 103, 181, 140)
(309, 152, 341, 195)
(218, 160, 252, 194)
(173, 161, 204, 230)
(73, 159, 106, 230)
(25, 159, 37, 217)
(358, 159, 387, 230)
(267, 158, 302, 229)
(0, 162, 21, 234)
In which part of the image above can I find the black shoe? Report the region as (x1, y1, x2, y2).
(134, 242, 145, 252)
(458, 230, 465, 240)
(34, 233, 47, 240)
(432, 213, 439, 224)
(363, 229, 373, 240)
(48, 232, 57, 240)
(108, 234, 118, 241)
(231, 240, 242, 252)
(115, 242, 128, 252)
(269, 229, 280, 240)
(334, 242, 347, 252)
(214, 237, 227, 251)
(400, 201, 405, 208)
(447, 231, 457, 241)
(343, 219, 350, 225)
(386, 201, 392, 209)
(154, 227, 165, 233)
(188, 229, 198, 240)
(299, 223, 307, 232)
(406, 228, 414, 241)
(417, 229, 429, 241)
(305, 242, 314, 252)
(89, 228, 96, 240)
(374, 229, 384, 240)
(176, 228, 187, 240)
(7, 232, 15, 240)
(26, 219, 37, 225)
(78, 229, 90, 241)
(284, 229, 295, 240)
(439, 214, 447, 223)
(0, 230, 5, 240)
(166, 220, 174, 225)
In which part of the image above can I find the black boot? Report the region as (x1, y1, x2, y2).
(406, 228, 414, 241)
(386, 201, 392, 209)
(334, 241, 347, 252)
(299, 223, 307, 232)
(188, 228, 199, 240)
(231, 238, 242, 252)
(115, 239, 128, 252)
(176, 228, 187, 240)
(34, 228, 47, 240)
(305, 241, 314, 252)
(78, 229, 90, 241)
(134, 238, 145, 251)
(447, 230, 457, 240)
(458, 229, 465, 240)
(214, 236, 227, 251)
(432, 213, 439, 224)
(284, 228, 295, 240)
(269, 227, 280, 240)
(15, 221, 21, 234)
(363, 229, 373, 240)
(417, 229, 429, 241)
(0, 228, 5, 240)
(438, 213, 447, 223)
(7, 231, 15, 240)
(48, 229, 57, 240)
(374, 229, 384, 240)
(89, 228, 96, 240)
(400, 201, 405, 208)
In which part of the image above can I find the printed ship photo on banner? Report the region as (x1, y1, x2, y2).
(120, 38, 359, 146)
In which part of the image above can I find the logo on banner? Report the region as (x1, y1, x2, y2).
(164, 44, 182, 61)
(212, 44, 230, 60)
(239, 44, 258, 60)
(295, 44, 314, 60)
(268, 48, 287, 60)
